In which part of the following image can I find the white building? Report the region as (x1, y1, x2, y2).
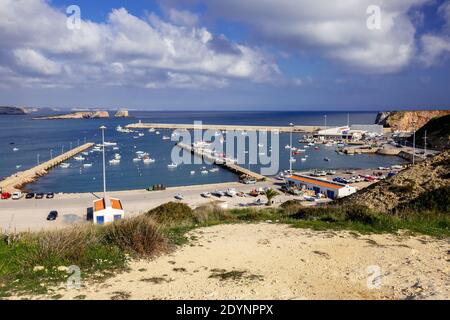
(286, 174, 356, 199)
(93, 197, 125, 225)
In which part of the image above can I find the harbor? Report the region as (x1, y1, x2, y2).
(0, 143, 94, 193)
(126, 122, 324, 132)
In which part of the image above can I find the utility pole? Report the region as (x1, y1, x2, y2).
(70, 142, 72, 150)
(289, 122, 294, 173)
(412, 121, 416, 165)
(37, 153, 40, 165)
(77, 139, 80, 147)
(61, 145, 64, 154)
(50, 149, 53, 159)
(424, 130, 427, 157)
(100, 126, 107, 200)
(347, 113, 350, 128)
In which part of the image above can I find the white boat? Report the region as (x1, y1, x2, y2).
(162, 136, 171, 140)
(155, 131, 160, 135)
(201, 170, 209, 174)
(82, 152, 89, 156)
(190, 171, 196, 175)
(138, 133, 145, 137)
(103, 141, 117, 147)
(60, 163, 70, 168)
(109, 159, 120, 165)
(301, 157, 307, 161)
(209, 168, 219, 173)
(258, 143, 264, 148)
(16, 165, 22, 169)
(201, 192, 211, 198)
(114, 153, 121, 160)
(133, 158, 141, 162)
(289, 157, 296, 163)
(143, 158, 155, 164)
(13, 147, 19, 152)
(284, 145, 291, 149)
(83, 163, 93, 168)
(116, 125, 123, 131)
(148, 128, 155, 133)
(168, 163, 178, 169)
(74, 156, 85, 161)
(113, 147, 120, 151)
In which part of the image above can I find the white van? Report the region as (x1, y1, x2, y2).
(12, 192, 23, 200)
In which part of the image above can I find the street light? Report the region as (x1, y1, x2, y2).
(412, 121, 416, 165)
(100, 126, 107, 200)
(289, 122, 294, 173)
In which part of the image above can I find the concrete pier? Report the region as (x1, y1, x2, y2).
(0, 143, 95, 193)
(176, 142, 268, 181)
(126, 122, 323, 133)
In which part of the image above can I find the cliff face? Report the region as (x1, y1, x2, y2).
(35, 111, 110, 120)
(340, 150, 450, 213)
(0, 106, 26, 115)
(408, 114, 450, 151)
(115, 110, 129, 117)
(375, 110, 450, 132)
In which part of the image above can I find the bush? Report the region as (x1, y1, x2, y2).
(343, 206, 379, 224)
(101, 216, 167, 257)
(193, 203, 234, 224)
(146, 202, 195, 225)
(280, 200, 303, 215)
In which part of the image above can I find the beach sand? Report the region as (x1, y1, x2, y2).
(16, 223, 450, 300)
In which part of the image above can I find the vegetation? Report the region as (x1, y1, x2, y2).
(1, 191, 449, 297)
(263, 188, 280, 206)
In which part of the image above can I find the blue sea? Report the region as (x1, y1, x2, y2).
(0, 111, 407, 193)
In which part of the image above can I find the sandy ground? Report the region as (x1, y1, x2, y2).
(17, 223, 450, 300)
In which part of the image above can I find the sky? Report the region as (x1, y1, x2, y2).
(0, 0, 450, 111)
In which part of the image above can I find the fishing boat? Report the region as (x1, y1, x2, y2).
(103, 141, 117, 147)
(162, 135, 171, 140)
(201, 170, 209, 174)
(74, 156, 85, 161)
(143, 157, 155, 164)
(209, 168, 219, 173)
(148, 128, 155, 133)
(109, 159, 120, 165)
(60, 163, 70, 168)
(190, 171, 196, 175)
(168, 163, 178, 169)
(83, 163, 93, 168)
(12, 147, 19, 152)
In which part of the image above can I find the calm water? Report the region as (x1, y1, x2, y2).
(0, 111, 407, 193)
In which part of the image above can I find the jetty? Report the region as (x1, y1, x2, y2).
(126, 122, 323, 133)
(176, 143, 268, 181)
(0, 143, 94, 192)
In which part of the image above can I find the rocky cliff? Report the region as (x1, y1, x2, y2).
(0, 106, 27, 115)
(375, 110, 450, 132)
(408, 114, 450, 151)
(340, 150, 450, 213)
(34, 111, 110, 120)
(115, 110, 129, 117)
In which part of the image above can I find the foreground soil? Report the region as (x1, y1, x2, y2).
(15, 223, 450, 300)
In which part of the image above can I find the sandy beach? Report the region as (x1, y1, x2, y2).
(16, 223, 450, 300)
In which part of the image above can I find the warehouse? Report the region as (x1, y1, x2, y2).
(286, 174, 356, 199)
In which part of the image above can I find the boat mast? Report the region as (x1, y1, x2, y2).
(100, 126, 107, 200)
(289, 122, 294, 172)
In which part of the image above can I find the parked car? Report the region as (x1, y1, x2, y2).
(25, 192, 35, 199)
(174, 193, 184, 200)
(46, 192, 54, 199)
(47, 211, 58, 221)
(200, 192, 211, 198)
(1, 192, 11, 200)
(333, 177, 348, 184)
(12, 192, 23, 200)
(35, 193, 44, 199)
(212, 190, 225, 198)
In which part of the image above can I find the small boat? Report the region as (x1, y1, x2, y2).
(133, 158, 141, 162)
(289, 157, 296, 163)
(155, 131, 160, 135)
(314, 146, 320, 150)
(114, 153, 121, 160)
(103, 141, 117, 146)
(74, 156, 85, 161)
(162, 136, 171, 140)
(138, 133, 145, 137)
(113, 147, 119, 151)
(324, 157, 330, 162)
(109, 159, 120, 165)
(13, 147, 19, 152)
(301, 157, 307, 161)
(60, 163, 70, 168)
(226, 188, 237, 197)
(209, 168, 219, 173)
(143, 158, 155, 164)
(258, 143, 264, 148)
(201, 192, 211, 198)
(16, 165, 22, 169)
(148, 128, 155, 133)
(201, 170, 209, 174)
(83, 163, 93, 168)
(168, 163, 178, 169)
(284, 145, 291, 149)
(190, 171, 196, 175)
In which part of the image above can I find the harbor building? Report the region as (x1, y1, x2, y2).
(93, 198, 125, 225)
(286, 174, 356, 199)
(313, 124, 383, 140)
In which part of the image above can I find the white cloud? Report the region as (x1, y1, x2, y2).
(0, 0, 279, 89)
(176, 0, 430, 73)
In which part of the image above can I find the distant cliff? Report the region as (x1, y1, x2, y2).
(0, 106, 27, 115)
(115, 110, 129, 117)
(375, 110, 450, 132)
(34, 111, 110, 120)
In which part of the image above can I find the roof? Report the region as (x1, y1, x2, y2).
(287, 174, 346, 190)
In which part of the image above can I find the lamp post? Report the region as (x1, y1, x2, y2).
(289, 122, 294, 173)
(100, 126, 107, 200)
(412, 121, 416, 165)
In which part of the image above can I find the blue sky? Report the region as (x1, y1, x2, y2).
(0, 0, 449, 110)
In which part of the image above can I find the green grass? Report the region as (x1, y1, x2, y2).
(1, 197, 449, 298)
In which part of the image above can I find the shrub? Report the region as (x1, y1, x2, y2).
(343, 206, 379, 224)
(146, 202, 195, 225)
(193, 203, 234, 224)
(280, 200, 303, 215)
(101, 216, 167, 257)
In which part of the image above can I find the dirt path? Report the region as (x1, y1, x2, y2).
(20, 223, 450, 300)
